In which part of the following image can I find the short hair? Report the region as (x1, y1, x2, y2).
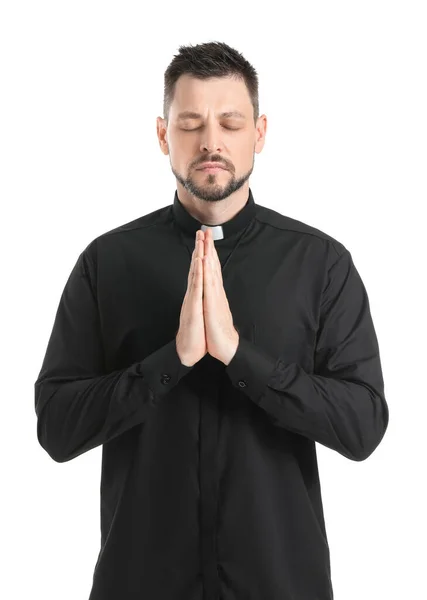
(163, 41, 259, 126)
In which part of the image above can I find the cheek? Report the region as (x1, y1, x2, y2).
(169, 147, 191, 170)
(168, 134, 193, 155)
(233, 133, 254, 155)
(232, 146, 253, 168)
(173, 140, 198, 165)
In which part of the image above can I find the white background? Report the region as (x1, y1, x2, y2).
(1, 1, 425, 598)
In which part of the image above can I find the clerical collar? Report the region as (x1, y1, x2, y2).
(172, 188, 256, 240)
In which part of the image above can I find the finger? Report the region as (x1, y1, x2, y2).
(211, 233, 222, 274)
(191, 255, 199, 293)
(205, 233, 220, 285)
(192, 237, 203, 298)
(181, 248, 194, 317)
(187, 247, 195, 288)
(203, 253, 219, 315)
(203, 252, 209, 290)
(209, 233, 223, 284)
(203, 252, 216, 296)
(204, 232, 211, 269)
(196, 235, 204, 261)
(205, 229, 218, 269)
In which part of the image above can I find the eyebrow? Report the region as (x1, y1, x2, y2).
(176, 110, 246, 120)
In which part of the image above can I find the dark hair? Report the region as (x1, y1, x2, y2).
(163, 41, 259, 126)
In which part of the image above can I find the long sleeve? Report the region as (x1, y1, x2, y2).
(34, 250, 193, 463)
(225, 247, 389, 461)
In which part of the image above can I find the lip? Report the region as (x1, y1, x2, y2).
(197, 162, 227, 170)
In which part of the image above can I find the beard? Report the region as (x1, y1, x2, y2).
(170, 158, 254, 203)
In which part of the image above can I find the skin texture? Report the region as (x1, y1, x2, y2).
(157, 74, 268, 365)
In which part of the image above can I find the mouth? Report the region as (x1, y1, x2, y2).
(198, 166, 226, 173)
(196, 162, 228, 172)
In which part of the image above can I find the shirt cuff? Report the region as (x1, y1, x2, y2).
(224, 335, 278, 405)
(128, 338, 194, 401)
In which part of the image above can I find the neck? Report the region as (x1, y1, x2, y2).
(175, 181, 250, 226)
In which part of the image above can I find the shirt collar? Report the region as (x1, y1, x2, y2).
(172, 188, 256, 240)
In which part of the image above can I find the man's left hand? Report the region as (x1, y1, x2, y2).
(202, 228, 239, 365)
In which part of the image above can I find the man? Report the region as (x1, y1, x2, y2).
(34, 41, 389, 600)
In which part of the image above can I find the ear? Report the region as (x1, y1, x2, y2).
(254, 114, 267, 154)
(156, 116, 169, 156)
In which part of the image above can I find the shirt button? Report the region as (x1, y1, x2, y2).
(160, 374, 171, 385)
(238, 380, 247, 388)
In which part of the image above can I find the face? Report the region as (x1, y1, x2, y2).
(157, 74, 267, 203)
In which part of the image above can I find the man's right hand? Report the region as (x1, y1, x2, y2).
(176, 229, 207, 367)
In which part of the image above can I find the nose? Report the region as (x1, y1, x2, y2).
(200, 125, 223, 155)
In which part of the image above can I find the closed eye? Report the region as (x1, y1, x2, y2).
(181, 125, 240, 131)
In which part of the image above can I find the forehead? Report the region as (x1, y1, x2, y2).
(170, 74, 252, 118)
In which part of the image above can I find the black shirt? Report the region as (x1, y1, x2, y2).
(34, 187, 389, 600)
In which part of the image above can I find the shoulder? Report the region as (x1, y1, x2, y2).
(79, 203, 171, 267)
(255, 203, 348, 262)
